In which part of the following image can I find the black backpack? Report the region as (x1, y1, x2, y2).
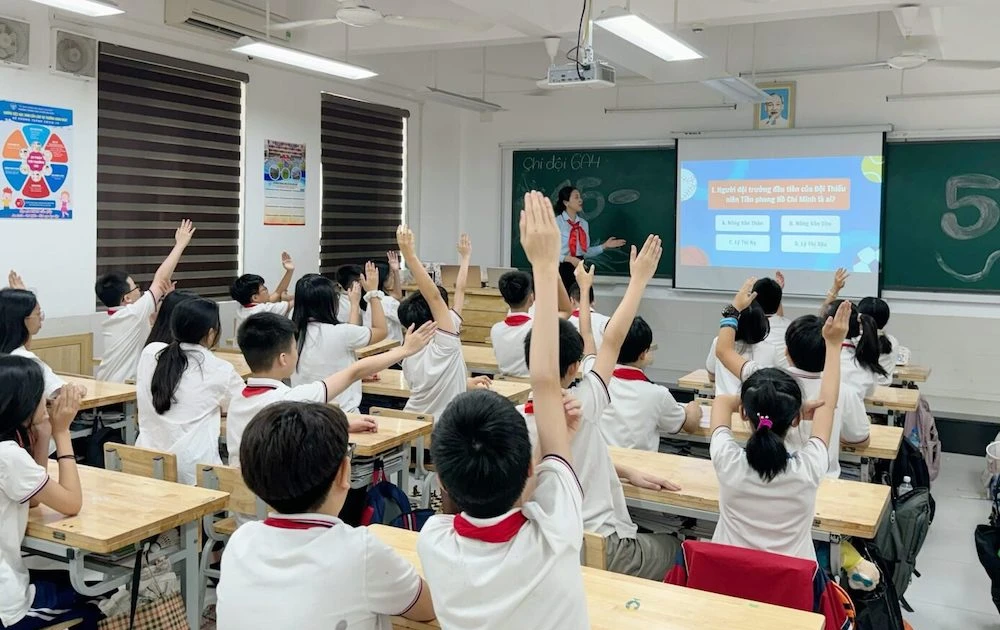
(873, 486, 933, 612)
(875, 438, 935, 522)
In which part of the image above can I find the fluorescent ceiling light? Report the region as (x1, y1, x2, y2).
(702, 76, 772, 103)
(606, 104, 736, 114)
(887, 90, 1000, 102)
(594, 8, 702, 62)
(29, 0, 123, 17)
(232, 37, 376, 80)
(423, 87, 503, 113)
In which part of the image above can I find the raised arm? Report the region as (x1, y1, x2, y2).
(811, 300, 851, 445)
(150, 220, 196, 302)
(710, 394, 741, 433)
(556, 267, 573, 315)
(271, 252, 295, 303)
(715, 278, 759, 378)
(8, 270, 25, 289)
(453, 234, 472, 317)
(386, 250, 404, 300)
(522, 192, 572, 462)
(347, 283, 363, 326)
(820, 268, 849, 314)
(322, 322, 436, 399)
(573, 262, 597, 357)
(360, 261, 388, 344)
(396, 225, 456, 334)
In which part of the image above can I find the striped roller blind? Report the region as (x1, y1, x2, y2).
(320, 93, 409, 277)
(96, 44, 247, 303)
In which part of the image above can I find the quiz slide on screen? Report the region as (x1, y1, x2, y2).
(677, 156, 883, 274)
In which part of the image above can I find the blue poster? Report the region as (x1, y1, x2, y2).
(0, 100, 74, 220)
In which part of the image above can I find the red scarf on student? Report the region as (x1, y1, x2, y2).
(453, 511, 527, 542)
(242, 385, 278, 397)
(505, 314, 531, 326)
(567, 219, 587, 256)
(263, 517, 335, 530)
(522, 400, 534, 414)
(612, 366, 652, 383)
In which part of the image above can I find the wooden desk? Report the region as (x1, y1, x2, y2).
(59, 374, 139, 445)
(462, 344, 499, 373)
(402, 284, 505, 346)
(610, 447, 889, 540)
(348, 412, 432, 492)
(357, 338, 401, 359)
(363, 369, 532, 404)
(24, 462, 228, 629)
(370, 525, 823, 630)
(214, 351, 251, 379)
(893, 363, 931, 386)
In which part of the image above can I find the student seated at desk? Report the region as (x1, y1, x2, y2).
(524, 229, 682, 580)
(754, 273, 791, 368)
(820, 271, 886, 398)
(0, 356, 100, 630)
(144, 289, 197, 346)
(227, 312, 435, 468)
(216, 401, 435, 630)
(95, 220, 196, 383)
(0, 274, 63, 398)
(292, 267, 388, 414)
(858, 297, 906, 386)
(417, 191, 588, 630)
(490, 270, 535, 378)
(706, 291, 776, 396)
(709, 300, 850, 562)
(230, 251, 296, 328)
(374, 256, 404, 343)
(136, 298, 243, 484)
(567, 282, 611, 351)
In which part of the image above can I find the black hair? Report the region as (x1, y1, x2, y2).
(498, 271, 532, 309)
(238, 312, 297, 373)
(784, 315, 826, 373)
(619, 316, 653, 364)
(736, 301, 770, 347)
(824, 300, 887, 377)
(374, 261, 392, 293)
(0, 288, 38, 353)
(568, 282, 595, 304)
(398, 293, 432, 330)
(240, 401, 349, 514)
(524, 318, 584, 379)
(0, 355, 44, 451)
(437, 284, 450, 306)
(150, 297, 220, 414)
(753, 278, 783, 316)
(858, 297, 893, 355)
(145, 290, 198, 347)
(336, 265, 363, 294)
(291, 274, 341, 368)
(431, 390, 532, 518)
(554, 185, 577, 214)
(95, 270, 131, 308)
(230, 274, 266, 306)
(740, 368, 802, 482)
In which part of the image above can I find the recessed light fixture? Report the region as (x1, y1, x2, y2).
(594, 7, 703, 62)
(232, 37, 377, 80)
(29, 0, 123, 17)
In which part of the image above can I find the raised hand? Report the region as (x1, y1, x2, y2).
(519, 191, 561, 267)
(348, 282, 361, 306)
(8, 270, 25, 290)
(574, 260, 595, 292)
(402, 322, 436, 355)
(360, 261, 379, 293)
(281, 252, 295, 272)
(823, 299, 853, 344)
(387, 250, 401, 272)
(830, 268, 849, 296)
(457, 234, 472, 261)
(562, 390, 583, 435)
(175, 219, 196, 246)
(732, 277, 758, 311)
(628, 234, 662, 282)
(396, 225, 416, 256)
(49, 384, 84, 434)
(775, 270, 785, 289)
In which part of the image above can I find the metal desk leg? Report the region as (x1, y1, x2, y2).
(181, 521, 201, 629)
(400, 445, 411, 495)
(860, 457, 871, 483)
(415, 436, 427, 479)
(829, 534, 842, 581)
(124, 401, 138, 445)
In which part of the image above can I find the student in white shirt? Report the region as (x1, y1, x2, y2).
(567, 282, 611, 350)
(858, 297, 903, 385)
(228, 312, 435, 468)
(371, 260, 404, 343)
(490, 270, 534, 377)
(292, 267, 388, 414)
(524, 236, 682, 580)
(819, 270, 885, 398)
(754, 274, 791, 368)
(418, 191, 588, 630)
(396, 226, 487, 420)
(216, 401, 435, 630)
(707, 296, 776, 396)
(0, 356, 99, 630)
(135, 297, 243, 484)
(709, 298, 851, 562)
(95, 220, 196, 383)
(0, 277, 64, 399)
(230, 252, 295, 328)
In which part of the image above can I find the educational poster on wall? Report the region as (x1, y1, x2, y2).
(263, 140, 306, 226)
(0, 100, 73, 220)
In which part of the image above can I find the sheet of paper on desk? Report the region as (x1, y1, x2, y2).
(700, 405, 711, 429)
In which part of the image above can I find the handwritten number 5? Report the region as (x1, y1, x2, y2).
(943, 174, 1000, 240)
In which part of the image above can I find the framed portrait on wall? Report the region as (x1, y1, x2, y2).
(754, 82, 796, 129)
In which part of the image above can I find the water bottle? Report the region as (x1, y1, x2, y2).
(897, 475, 913, 496)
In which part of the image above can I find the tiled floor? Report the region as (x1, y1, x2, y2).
(903, 453, 999, 630)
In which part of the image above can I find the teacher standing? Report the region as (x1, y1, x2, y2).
(555, 186, 626, 267)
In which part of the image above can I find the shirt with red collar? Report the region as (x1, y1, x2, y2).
(97, 291, 157, 383)
(217, 512, 423, 630)
(599, 365, 687, 452)
(417, 455, 588, 630)
(234, 300, 291, 329)
(489, 311, 533, 378)
(567, 308, 611, 351)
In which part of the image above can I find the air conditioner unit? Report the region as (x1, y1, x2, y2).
(165, 0, 291, 41)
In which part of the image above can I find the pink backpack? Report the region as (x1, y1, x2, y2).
(903, 395, 941, 482)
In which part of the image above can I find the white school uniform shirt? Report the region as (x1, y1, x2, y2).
(568, 308, 610, 350)
(135, 342, 243, 484)
(782, 368, 846, 479)
(877, 333, 901, 386)
(766, 314, 792, 369)
(226, 378, 328, 469)
(418, 455, 588, 630)
(710, 426, 828, 561)
(401, 316, 467, 420)
(706, 337, 778, 396)
(381, 296, 404, 344)
(293, 322, 372, 414)
(599, 365, 686, 452)
(0, 441, 49, 627)
(216, 513, 423, 630)
(10, 346, 64, 398)
(841, 341, 878, 399)
(489, 311, 533, 377)
(97, 291, 157, 383)
(234, 301, 291, 330)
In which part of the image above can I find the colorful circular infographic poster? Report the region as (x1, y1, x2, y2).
(1, 100, 73, 220)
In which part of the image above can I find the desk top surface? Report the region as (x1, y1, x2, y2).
(356, 338, 401, 359)
(461, 345, 498, 371)
(371, 525, 823, 630)
(27, 462, 228, 554)
(610, 447, 889, 539)
(213, 351, 251, 379)
(347, 412, 432, 457)
(59, 374, 137, 409)
(362, 369, 532, 404)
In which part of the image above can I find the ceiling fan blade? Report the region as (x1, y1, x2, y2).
(741, 61, 890, 79)
(383, 15, 492, 32)
(274, 18, 342, 31)
(927, 59, 1000, 70)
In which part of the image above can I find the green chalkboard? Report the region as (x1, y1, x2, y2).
(884, 140, 1000, 292)
(510, 147, 676, 277)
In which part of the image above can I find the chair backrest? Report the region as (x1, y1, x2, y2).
(196, 463, 268, 518)
(32, 333, 94, 376)
(582, 531, 607, 570)
(104, 443, 178, 482)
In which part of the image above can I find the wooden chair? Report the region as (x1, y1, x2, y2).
(104, 444, 178, 482)
(582, 531, 607, 570)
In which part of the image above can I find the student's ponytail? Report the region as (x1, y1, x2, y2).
(858, 297, 893, 356)
(150, 297, 220, 414)
(825, 299, 887, 378)
(736, 300, 770, 347)
(741, 368, 802, 482)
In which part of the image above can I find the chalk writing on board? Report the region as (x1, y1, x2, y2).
(520, 153, 602, 172)
(936, 173, 1000, 282)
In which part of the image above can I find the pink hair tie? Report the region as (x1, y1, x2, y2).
(757, 415, 773, 430)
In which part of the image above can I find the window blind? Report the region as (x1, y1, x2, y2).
(96, 44, 246, 303)
(320, 93, 409, 277)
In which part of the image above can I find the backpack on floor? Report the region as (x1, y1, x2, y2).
(873, 487, 933, 612)
(846, 543, 906, 630)
(902, 396, 941, 482)
(875, 439, 935, 522)
(359, 461, 433, 531)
